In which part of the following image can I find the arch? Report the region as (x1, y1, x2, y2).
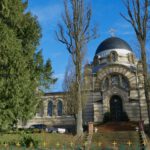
(36, 104, 44, 117)
(96, 64, 136, 90)
(101, 73, 129, 91)
(57, 100, 63, 116)
(47, 100, 53, 116)
(102, 77, 109, 91)
(111, 74, 120, 86)
(122, 75, 129, 90)
(128, 53, 135, 64)
(109, 51, 118, 62)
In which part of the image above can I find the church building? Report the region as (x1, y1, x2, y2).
(83, 37, 148, 124)
(22, 37, 149, 128)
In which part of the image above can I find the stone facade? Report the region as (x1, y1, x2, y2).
(22, 37, 149, 128)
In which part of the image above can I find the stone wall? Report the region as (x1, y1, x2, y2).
(19, 92, 75, 128)
(19, 116, 75, 128)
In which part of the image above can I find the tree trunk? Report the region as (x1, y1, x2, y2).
(76, 51, 83, 136)
(56, 0, 96, 136)
(140, 41, 150, 124)
(76, 86, 83, 135)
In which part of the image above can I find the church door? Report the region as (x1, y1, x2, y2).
(110, 95, 123, 121)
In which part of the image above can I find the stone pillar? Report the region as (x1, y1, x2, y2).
(88, 122, 94, 135)
(43, 100, 48, 117)
(53, 98, 57, 116)
(94, 103, 103, 122)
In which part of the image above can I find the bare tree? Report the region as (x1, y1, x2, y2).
(56, 0, 97, 135)
(63, 60, 90, 129)
(121, 0, 150, 124)
(63, 60, 78, 124)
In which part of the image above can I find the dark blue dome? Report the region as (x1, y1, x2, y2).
(95, 37, 132, 55)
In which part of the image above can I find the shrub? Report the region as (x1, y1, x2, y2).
(103, 112, 111, 123)
(144, 124, 150, 137)
(20, 133, 39, 148)
(122, 112, 129, 121)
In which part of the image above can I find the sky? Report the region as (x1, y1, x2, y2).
(27, 0, 138, 92)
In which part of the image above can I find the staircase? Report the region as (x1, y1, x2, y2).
(95, 121, 138, 131)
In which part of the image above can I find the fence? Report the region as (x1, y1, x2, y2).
(0, 142, 147, 150)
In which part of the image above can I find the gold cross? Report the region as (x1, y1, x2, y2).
(70, 142, 74, 147)
(98, 142, 102, 147)
(30, 142, 33, 148)
(43, 141, 46, 147)
(56, 142, 60, 147)
(16, 142, 20, 147)
(127, 140, 132, 146)
(112, 141, 117, 147)
(108, 28, 116, 37)
(84, 142, 88, 146)
(4, 143, 8, 147)
(143, 140, 146, 145)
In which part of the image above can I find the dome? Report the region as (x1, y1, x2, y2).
(95, 37, 132, 55)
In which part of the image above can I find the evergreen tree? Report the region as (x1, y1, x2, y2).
(0, 0, 56, 129)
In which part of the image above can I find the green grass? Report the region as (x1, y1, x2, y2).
(92, 131, 140, 149)
(0, 131, 141, 149)
(0, 132, 85, 149)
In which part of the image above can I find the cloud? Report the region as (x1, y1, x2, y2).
(120, 31, 134, 35)
(52, 52, 63, 58)
(30, 3, 63, 26)
(55, 73, 64, 81)
(51, 73, 64, 92)
(115, 22, 131, 29)
(107, 21, 134, 36)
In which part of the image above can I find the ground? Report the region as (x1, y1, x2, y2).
(0, 122, 148, 149)
(0, 132, 84, 149)
(92, 131, 140, 149)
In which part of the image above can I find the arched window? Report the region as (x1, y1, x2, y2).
(112, 53, 116, 61)
(110, 51, 118, 62)
(102, 77, 109, 90)
(131, 54, 135, 64)
(122, 76, 129, 90)
(57, 100, 63, 116)
(36, 102, 44, 117)
(111, 75, 119, 86)
(128, 53, 135, 64)
(101, 74, 129, 91)
(47, 101, 53, 116)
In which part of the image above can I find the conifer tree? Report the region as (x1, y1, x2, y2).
(0, 0, 56, 129)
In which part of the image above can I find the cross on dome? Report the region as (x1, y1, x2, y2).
(108, 28, 117, 37)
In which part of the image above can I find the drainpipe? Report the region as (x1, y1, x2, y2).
(92, 72, 96, 122)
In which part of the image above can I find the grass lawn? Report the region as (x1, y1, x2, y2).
(92, 131, 140, 149)
(0, 132, 85, 149)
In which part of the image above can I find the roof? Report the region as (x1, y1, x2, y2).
(95, 37, 132, 55)
(44, 92, 66, 96)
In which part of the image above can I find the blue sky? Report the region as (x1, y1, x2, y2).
(27, 0, 138, 92)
